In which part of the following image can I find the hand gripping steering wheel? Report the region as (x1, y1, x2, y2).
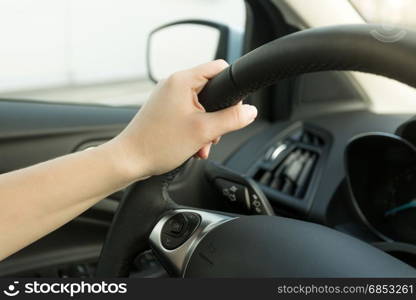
(96, 25, 416, 277)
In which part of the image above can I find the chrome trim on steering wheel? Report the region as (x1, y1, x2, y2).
(149, 209, 235, 277)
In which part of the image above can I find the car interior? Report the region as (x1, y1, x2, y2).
(1, 0, 416, 278)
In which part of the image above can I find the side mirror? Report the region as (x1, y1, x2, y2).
(146, 20, 242, 82)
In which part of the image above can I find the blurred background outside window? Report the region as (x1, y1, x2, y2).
(0, 0, 244, 106)
(2, 0, 416, 108)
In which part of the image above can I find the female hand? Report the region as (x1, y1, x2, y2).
(111, 60, 258, 180)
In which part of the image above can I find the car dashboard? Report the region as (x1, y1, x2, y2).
(225, 109, 416, 269)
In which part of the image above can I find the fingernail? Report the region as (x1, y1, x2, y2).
(244, 105, 258, 122)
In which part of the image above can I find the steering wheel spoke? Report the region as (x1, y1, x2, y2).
(96, 171, 179, 277)
(149, 209, 235, 276)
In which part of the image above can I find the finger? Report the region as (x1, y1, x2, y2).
(191, 59, 229, 80)
(166, 60, 228, 95)
(205, 104, 258, 138)
(187, 60, 229, 92)
(213, 136, 221, 144)
(196, 143, 212, 159)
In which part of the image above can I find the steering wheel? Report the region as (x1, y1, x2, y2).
(96, 25, 416, 277)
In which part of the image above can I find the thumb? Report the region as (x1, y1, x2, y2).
(206, 104, 258, 138)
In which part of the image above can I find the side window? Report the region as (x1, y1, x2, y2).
(0, 1, 245, 106)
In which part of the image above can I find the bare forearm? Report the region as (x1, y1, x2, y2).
(0, 61, 256, 261)
(0, 141, 139, 260)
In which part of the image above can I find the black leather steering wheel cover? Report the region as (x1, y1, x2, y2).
(199, 24, 416, 112)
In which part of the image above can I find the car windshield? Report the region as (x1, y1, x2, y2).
(350, 0, 416, 29)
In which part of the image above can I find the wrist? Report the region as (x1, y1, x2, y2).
(98, 137, 150, 184)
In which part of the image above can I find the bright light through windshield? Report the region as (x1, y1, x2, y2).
(351, 0, 416, 29)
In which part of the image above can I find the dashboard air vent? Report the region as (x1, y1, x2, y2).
(253, 128, 324, 199)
